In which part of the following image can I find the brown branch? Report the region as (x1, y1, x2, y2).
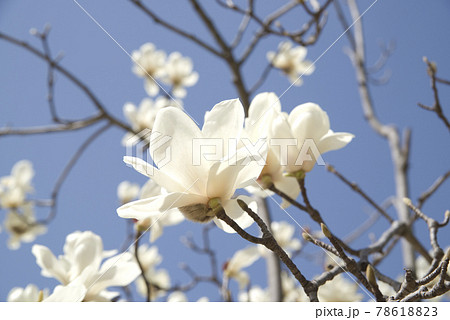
(129, 0, 222, 58)
(418, 57, 450, 132)
(217, 204, 319, 302)
(321, 224, 385, 301)
(134, 231, 153, 302)
(0, 114, 103, 137)
(189, 0, 250, 111)
(0, 31, 132, 133)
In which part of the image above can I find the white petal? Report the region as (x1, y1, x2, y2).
(288, 103, 330, 143)
(202, 98, 245, 144)
(144, 78, 160, 96)
(117, 192, 208, 220)
(44, 285, 87, 302)
(151, 107, 206, 193)
(272, 175, 300, 209)
(123, 157, 186, 192)
(32, 245, 67, 284)
(228, 246, 261, 271)
(318, 131, 355, 154)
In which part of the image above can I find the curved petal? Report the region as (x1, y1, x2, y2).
(151, 107, 206, 193)
(202, 99, 245, 145)
(44, 285, 87, 302)
(247, 92, 281, 128)
(288, 103, 330, 143)
(123, 157, 186, 193)
(117, 192, 208, 220)
(228, 246, 261, 271)
(32, 245, 67, 284)
(318, 131, 355, 154)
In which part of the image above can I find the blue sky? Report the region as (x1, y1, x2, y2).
(0, 0, 449, 301)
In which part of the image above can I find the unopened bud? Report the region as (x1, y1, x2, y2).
(38, 290, 44, 302)
(321, 223, 332, 238)
(402, 197, 412, 207)
(302, 232, 313, 242)
(366, 264, 377, 287)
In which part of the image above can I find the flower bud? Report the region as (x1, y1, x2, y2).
(321, 223, 332, 238)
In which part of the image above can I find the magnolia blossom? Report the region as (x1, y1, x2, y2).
(131, 43, 166, 96)
(32, 231, 140, 302)
(4, 203, 47, 250)
(259, 221, 301, 257)
(118, 99, 264, 233)
(121, 97, 182, 145)
(117, 181, 140, 204)
(7, 284, 48, 302)
(0, 160, 34, 208)
(135, 179, 184, 242)
(248, 93, 354, 174)
(244, 92, 300, 206)
(161, 52, 199, 98)
(224, 246, 260, 289)
(267, 41, 314, 86)
(317, 274, 363, 302)
(134, 244, 171, 300)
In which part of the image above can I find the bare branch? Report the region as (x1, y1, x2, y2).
(418, 57, 450, 132)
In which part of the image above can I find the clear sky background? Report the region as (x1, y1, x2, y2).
(0, 0, 449, 301)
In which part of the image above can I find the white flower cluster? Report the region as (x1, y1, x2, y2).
(0, 160, 46, 249)
(132, 43, 198, 98)
(267, 41, 315, 86)
(8, 230, 140, 302)
(117, 92, 353, 234)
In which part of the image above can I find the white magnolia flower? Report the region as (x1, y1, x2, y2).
(167, 291, 209, 302)
(161, 52, 199, 98)
(238, 286, 271, 302)
(118, 99, 265, 233)
(132, 43, 166, 96)
(134, 244, 171, 300)
(224, 246, 261, 289)
(7, 284, 48, 302)
(267, 41, 314, 86)
(0, 160, 34, 208)
(317, 274, 363, 302)
(259, 221, 301, 257)
(4, 203, 47, 250)
(272, 101, 354, 173)
(244, 92, 300, 206)
(32, 230, 140, 302)
(117, 181, 140, 204)
(136, 179, 184, 242)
